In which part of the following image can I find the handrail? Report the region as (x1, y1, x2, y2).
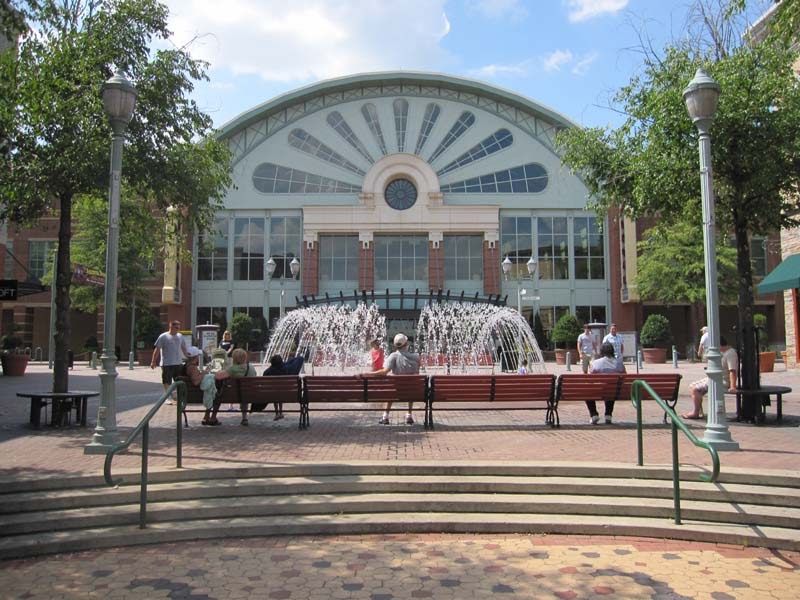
(631, 379, 720, 525)
(103, 380, 187, 528)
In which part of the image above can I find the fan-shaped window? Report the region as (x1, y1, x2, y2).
(440, 163, 548, 194)
(253, 163, 360, 194)
(437, 129, 513, 176)
(428, 111, 475, 163)
(326, 111, 374, 164)
(288, 128, 366, 176)
(414, 103, 441, 155)
(361, 103, 387, 155)
(393, 99, 409, 152)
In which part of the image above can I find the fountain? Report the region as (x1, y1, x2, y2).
(416, 302, 546, 374)
(265, 301, 546, 375)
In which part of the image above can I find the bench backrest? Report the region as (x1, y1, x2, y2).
(618, 373, 682, 403)
(365, 375, 428, 403)
(304, 375, 367, 403)
(429, 375, 494, 403)
(555, 374, 621, 402)
(492, 374, 555, 402)
(237, 376, 303, 404)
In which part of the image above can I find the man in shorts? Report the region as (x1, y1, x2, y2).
(150, 319, 190, 404)
(683, 336, 738, 420)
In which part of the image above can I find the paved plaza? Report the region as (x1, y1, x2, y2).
(1, 360, 799, 598)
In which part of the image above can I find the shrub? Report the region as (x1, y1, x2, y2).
(551, 314, 583, 349)
(753, 313, 768, 351)
(639, 314, 673, 349)
(230, 312, 256, 350)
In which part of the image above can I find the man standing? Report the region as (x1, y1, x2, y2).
(577, 324, 597, 374)
(366, 333, 421, 425)
(150, 319, 189, 404)
(602, 323, 625, 372)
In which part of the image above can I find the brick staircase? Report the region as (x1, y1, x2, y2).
(1, 462, 799, 559)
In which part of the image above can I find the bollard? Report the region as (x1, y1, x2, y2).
(129, 351, 135, 370)
(637, 350, 643, 370)
(672, 345, 679, 369)
(565, 351, 572, 371)
(91, 351, 97, 370)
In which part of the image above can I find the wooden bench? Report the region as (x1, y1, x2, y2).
(552, 374, 622, 427)
(178, 376, 304, 428)
(302, 375, 427, 428)
(426, 374, 556, 429)
(618, 373, 682, 422)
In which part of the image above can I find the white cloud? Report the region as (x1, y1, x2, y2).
(542, 49, 573, 72)
(571, 51, 598, 75)
(466, 0, 528, 20)
(467, 62, 528, 79)
(564, 0, 628, 23)
(163, 0, 452, 83)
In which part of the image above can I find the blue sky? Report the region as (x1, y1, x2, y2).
(162, 0, 773, 131)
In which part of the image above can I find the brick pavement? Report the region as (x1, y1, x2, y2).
(1, 360, 799, 599)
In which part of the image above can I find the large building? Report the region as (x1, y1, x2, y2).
(1, 71, 785, 357)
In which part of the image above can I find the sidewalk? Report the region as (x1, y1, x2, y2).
(1, 359, 798, 477)
(1, 360, 799, 599)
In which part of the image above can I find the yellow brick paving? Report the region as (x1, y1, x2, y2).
(1, 534, 798, 599)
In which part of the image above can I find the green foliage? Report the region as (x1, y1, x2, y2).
(753, 313, 768, 351)
(551, 314, 583, 348)
(636, 219, 737, 306)
(134, 308, 162, 348)
(555, 5, 800, 388)
(230, 313, 255, 350)
(0, 0, 233, 391)
(639, 314, 674, 349)
(1, 323, 23, 352)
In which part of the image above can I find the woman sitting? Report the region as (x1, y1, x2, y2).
(209, 348, 258, 426)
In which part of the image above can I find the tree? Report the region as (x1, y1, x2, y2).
(0, 0, 232, 392)
(635, 217, 738, 337)
(556, 2, 800, 391)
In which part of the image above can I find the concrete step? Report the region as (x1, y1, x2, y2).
(1, 462, 798, 559)
(2, 492, 799, 536)
(1, 511, 799, 560)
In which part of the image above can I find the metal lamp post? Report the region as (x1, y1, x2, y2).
(86, 71, 138, 454)
(683, 67, 738, 451)
(502, 255, 537, 313)
(266, 256, 301, 321)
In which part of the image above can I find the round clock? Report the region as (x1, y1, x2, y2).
(384, 178, 417, 210)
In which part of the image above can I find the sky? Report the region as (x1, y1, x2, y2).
(161, 0, 774, 131)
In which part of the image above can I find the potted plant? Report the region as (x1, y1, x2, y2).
(1, 324, 30, 376)
(639, 314, 673, 364)
(135, 309, 163, 366)
(754, 313, 776, 373)
(551, 314, 582, 365)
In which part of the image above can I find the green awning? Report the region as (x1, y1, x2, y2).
(757, 253, 800, 294)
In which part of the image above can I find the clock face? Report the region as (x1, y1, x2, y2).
(384, 178, 418, 210)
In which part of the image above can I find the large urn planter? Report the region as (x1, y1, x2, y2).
(759, 351, 776, 373)
(641, 347, 667, 364)
(1, 353, 30, 376)
(554, 349, 578, 365)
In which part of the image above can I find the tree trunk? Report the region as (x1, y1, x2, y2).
(733, 212, 757, 391)
(53, 191, 73, 393)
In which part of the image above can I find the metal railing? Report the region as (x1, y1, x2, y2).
(103, 380, 187, 528)
(631, 379, 720, 524)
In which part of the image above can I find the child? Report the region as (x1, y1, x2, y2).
(517, 359, 528, 375)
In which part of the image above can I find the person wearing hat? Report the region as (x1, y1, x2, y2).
(696, 326, 709, 361)
(364, 332, 421, 425)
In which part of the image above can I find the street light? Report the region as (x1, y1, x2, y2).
(266, 255, 301, 321)
(502, 255, 538, 313)
(86, 71, 138, 454)
(683, 67, 738, 451)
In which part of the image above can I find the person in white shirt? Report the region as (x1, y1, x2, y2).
(602, 323, 625, 372)
(683, 336, 738, 420)
(577, 325, 597, 374)
(696, 326, 709, 361)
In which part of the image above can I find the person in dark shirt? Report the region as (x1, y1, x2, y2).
(262, 354, 287, 420)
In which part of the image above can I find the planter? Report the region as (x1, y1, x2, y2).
(642, 347, 667, 364)
(554, 349, 578, 365)
(759, 351, 776, 373)
(1, 353, 30, 376)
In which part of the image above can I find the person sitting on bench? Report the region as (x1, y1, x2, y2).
(683, 336, 737, 420)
